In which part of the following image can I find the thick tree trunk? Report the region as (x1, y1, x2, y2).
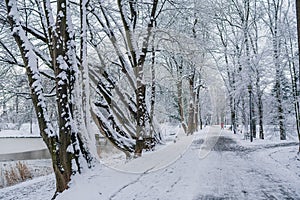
(6, 1, 93, 196)
(195, 86, 201, 131)
(135, 83, 147, 156)
(274, 52, 286, 140)
(270, 1, 286, 140)
(150, 42, 156, 137)
(176, 61, 187, 133)
(223, 43, 237, 135)
(286, 32, 300, 146)
(255, 70, 264, 139)
(258, 93, 264, 139)
(53, 1, 75, 192)
(274, 43, 286, 140)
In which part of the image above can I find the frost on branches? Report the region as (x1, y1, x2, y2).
(5, 0, 94, 196)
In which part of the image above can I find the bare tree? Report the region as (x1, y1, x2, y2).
(4, 0, 94, 196)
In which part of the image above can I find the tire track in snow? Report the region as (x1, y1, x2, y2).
(109, 167, 154, 200)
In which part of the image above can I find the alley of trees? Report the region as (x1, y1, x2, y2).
(0, 0, 300, 196)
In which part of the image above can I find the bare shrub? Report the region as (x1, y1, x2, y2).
(4, 167, 20, 186)
(4, 162, 32, 186)
(16, 161, 32, 181)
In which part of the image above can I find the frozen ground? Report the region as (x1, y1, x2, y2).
(0, 123, 40, 138)
(0, 159, 53, 189)
(0, 125, 299, 200)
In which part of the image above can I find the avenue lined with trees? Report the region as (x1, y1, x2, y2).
(0, 0, 300, 197)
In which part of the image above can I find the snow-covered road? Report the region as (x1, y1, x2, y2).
(104, 126, 300, 200)
(1, 126, 299, 200)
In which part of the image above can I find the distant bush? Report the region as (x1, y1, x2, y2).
(4, 167, 19, 186)
(3, 161, 32, 186)
(16, 161, 32, 181)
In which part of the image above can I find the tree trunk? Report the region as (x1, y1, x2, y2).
(296, 0, 300, 152)
(230, 95, 237, 134)
(5, 1, 93, 196)
(117, 0, 159, 156)
(187, 71, 195, 135)
(176, 60, 187, 133)
(150, 41, 156, 137)
(274, 48, 286, 140)
(135, 83, 147, 156)
(195, 86, 201, 131)
(270, 0, 286, 140)
(241, 97, 248, 139)
(257, 92, 264, 139)
(177, 79, 187, 133)
(251, 97, 256, 138)
(285, 26, 300, 146)
(199, 104, 203, 130)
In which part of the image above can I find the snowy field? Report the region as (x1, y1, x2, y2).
(0, 123, 40, 138)
(0, 125, 299, 200)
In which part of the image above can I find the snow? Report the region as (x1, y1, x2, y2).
(0, 130, 39, 138)
(0, 174, 55, 200)
(0, 125, 299, 199)
(0, 123, 40, 138)
(7, 0, 56, 138)
(44, 0, 56, 35)
(0, 159, 53, 189)
(0, 138, 47, 155)
(107, 127, 193, 173)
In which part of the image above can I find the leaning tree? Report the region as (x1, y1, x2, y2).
(4, 0, 94, 196)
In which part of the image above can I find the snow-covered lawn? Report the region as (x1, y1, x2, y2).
(0, 123, 40, 138)
(105, 126, 194, 173)
(0, 126, 299, 200)
(0, 159, 53, 189)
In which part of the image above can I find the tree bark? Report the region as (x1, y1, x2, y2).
(195, 86, 201, 131)
(187, 70, 196, 135)
(5, 0, 93, 195)
(150, 42, 156, 138)
(117, 0, 159, 156)
(251, 96, 256, 138)
(257, 81, 264, 139)
(296, 0, 300, 151)
(176, 59, 187, 133)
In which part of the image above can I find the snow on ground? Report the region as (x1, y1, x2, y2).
(0, 125, 300, 200)
(0, 123, 40, 138)
(0, 159, 53, 188)
(104, 125, 193, 173)
(98, 123, 185, 170)
(0, 174, 55, 199)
